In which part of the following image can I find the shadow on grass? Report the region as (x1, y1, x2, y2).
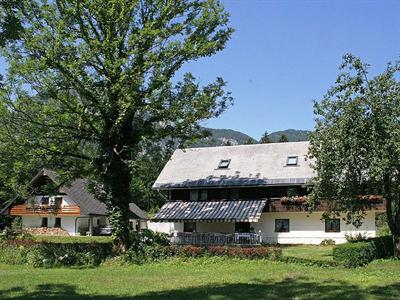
(1, 279, 399, 299)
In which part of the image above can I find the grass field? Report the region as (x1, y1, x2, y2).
(1, 257, 400, 299)
(281, 245, 334, 261)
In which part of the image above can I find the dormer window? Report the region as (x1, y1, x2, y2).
(218, 159, 231, 169)
(286, 156, 298, 166)
(41, 196, 49, 206)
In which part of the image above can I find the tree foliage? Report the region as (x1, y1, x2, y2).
(259, 131, 270, 144)
(309, 54, 400, 256)
(278, 134, 288, 143)
(0, 0, 233, 250)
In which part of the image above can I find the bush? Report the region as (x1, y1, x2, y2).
(0, 240, 113, 267)
(333, 236, 393, 267)
(345, 233, 367, 242)
(333, 241, 375, 267)
(278, 256, 340, 268)
(320, 239, 335, 246)
(0, 242, 30, 265)
(170, 245, 282, 260)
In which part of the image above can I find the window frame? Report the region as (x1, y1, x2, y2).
(40, 196, 50, 206)
(199, 190, 208, 201)
(275, 219, 290, 233)
(235, 222, 251, 233)
(218, 159, 231, 169)
(189, 190, 199, 201)
(54, 196, 63, 208)
(41, 217, 48, 228)
(54, 217, 61, 228)
(325, 218, 340, 233)
(183, 222, 197, 233)
(286, 156, 298, 166)
(286, 187, 298, 197)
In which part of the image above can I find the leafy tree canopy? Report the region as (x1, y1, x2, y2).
(278, 134, 288, 143)
(309, 54, 400, 256)
(0, 0, 233, 250)
(259, 131, 270, 144)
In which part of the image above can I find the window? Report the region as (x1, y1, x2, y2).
(218, 159, 231, 169)
(219, 189, 228, 200)
(41, 217, 48, 228)
(230, 189, 239, 199)
(325, 219, 340, 233)
(41, 196, 49, 206)
(54, 197, 62, 208)
(54, 217, 61, 228)
(235, 222, 250, 233)
(190, 190, 198, 201)
(275, 219, 289, 232)
(184, 222, 196, 233)
(287, 187, 298, 197)
(200, 190, 208, 201)
(287, 156, 298, 166)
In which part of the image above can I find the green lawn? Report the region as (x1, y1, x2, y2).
(1, 258, 400, 299)
(281, 245, 334, 261)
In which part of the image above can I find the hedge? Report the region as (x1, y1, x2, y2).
(0, 240, 113, 267)
(333, 236, 393, 267)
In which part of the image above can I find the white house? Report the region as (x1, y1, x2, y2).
(6, 169, 148, 235)
(149, 141, 384, 245)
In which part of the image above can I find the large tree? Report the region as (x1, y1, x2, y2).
(309, 54, 400, 256)
(0, 0, 233, 250)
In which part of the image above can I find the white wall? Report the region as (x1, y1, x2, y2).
(27, 195, 76, 207)
(252, 211, 376, 244)
(148, 211, 377, 244)
(147, 221, 182, 235)
(21, 216, 78, 235)
(197, 222, 234, 233)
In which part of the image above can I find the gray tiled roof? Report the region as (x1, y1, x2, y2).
(153, 141, 314, 189)
(154, 200, 266, 222)
(30, 169, 149, 219)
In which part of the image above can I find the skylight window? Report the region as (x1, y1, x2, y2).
(286, 156, 298, 166)
(218, 159, 231, 169)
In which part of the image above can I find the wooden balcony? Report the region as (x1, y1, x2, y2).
(10, 204, 81, 216)
(171, 232, 262, 246)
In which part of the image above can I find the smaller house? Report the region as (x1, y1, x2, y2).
(5, 169, 148, 236)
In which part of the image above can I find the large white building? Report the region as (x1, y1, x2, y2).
(149, 141, 384, 245)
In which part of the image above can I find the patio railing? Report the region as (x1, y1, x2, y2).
(171, 232, 262, 246)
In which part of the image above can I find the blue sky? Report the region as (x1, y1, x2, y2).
(1, 1, 400, 140)
(179, 0, 400, 139)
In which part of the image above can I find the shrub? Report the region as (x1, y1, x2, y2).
(0, 240, 113, 267)
(129, 229, 170, 248)
(333, 236, 393, 267)
(171, 245, 282, 260)
(345, 233, 367, 242)
(278, 256, 340, 268)
(0, 242, 29, 265)
(123, 244, 171, 264)
(333, 241, 375, 267)
(320, 239, 335, 246)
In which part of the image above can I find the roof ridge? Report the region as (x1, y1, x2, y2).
(178, 140, 310, 151)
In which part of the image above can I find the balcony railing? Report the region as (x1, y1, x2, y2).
(171, 232, 262, 246)
(10, 204, 81, 216)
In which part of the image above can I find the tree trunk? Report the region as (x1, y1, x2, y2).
(97, 145, 134, 252)
(394, 234, 400, 258)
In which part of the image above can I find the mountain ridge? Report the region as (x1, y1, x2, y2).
(192, 128, 311, 147)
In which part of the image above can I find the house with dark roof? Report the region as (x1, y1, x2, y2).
(6, 169, 148, 235)
(150, 141, 385, 245)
